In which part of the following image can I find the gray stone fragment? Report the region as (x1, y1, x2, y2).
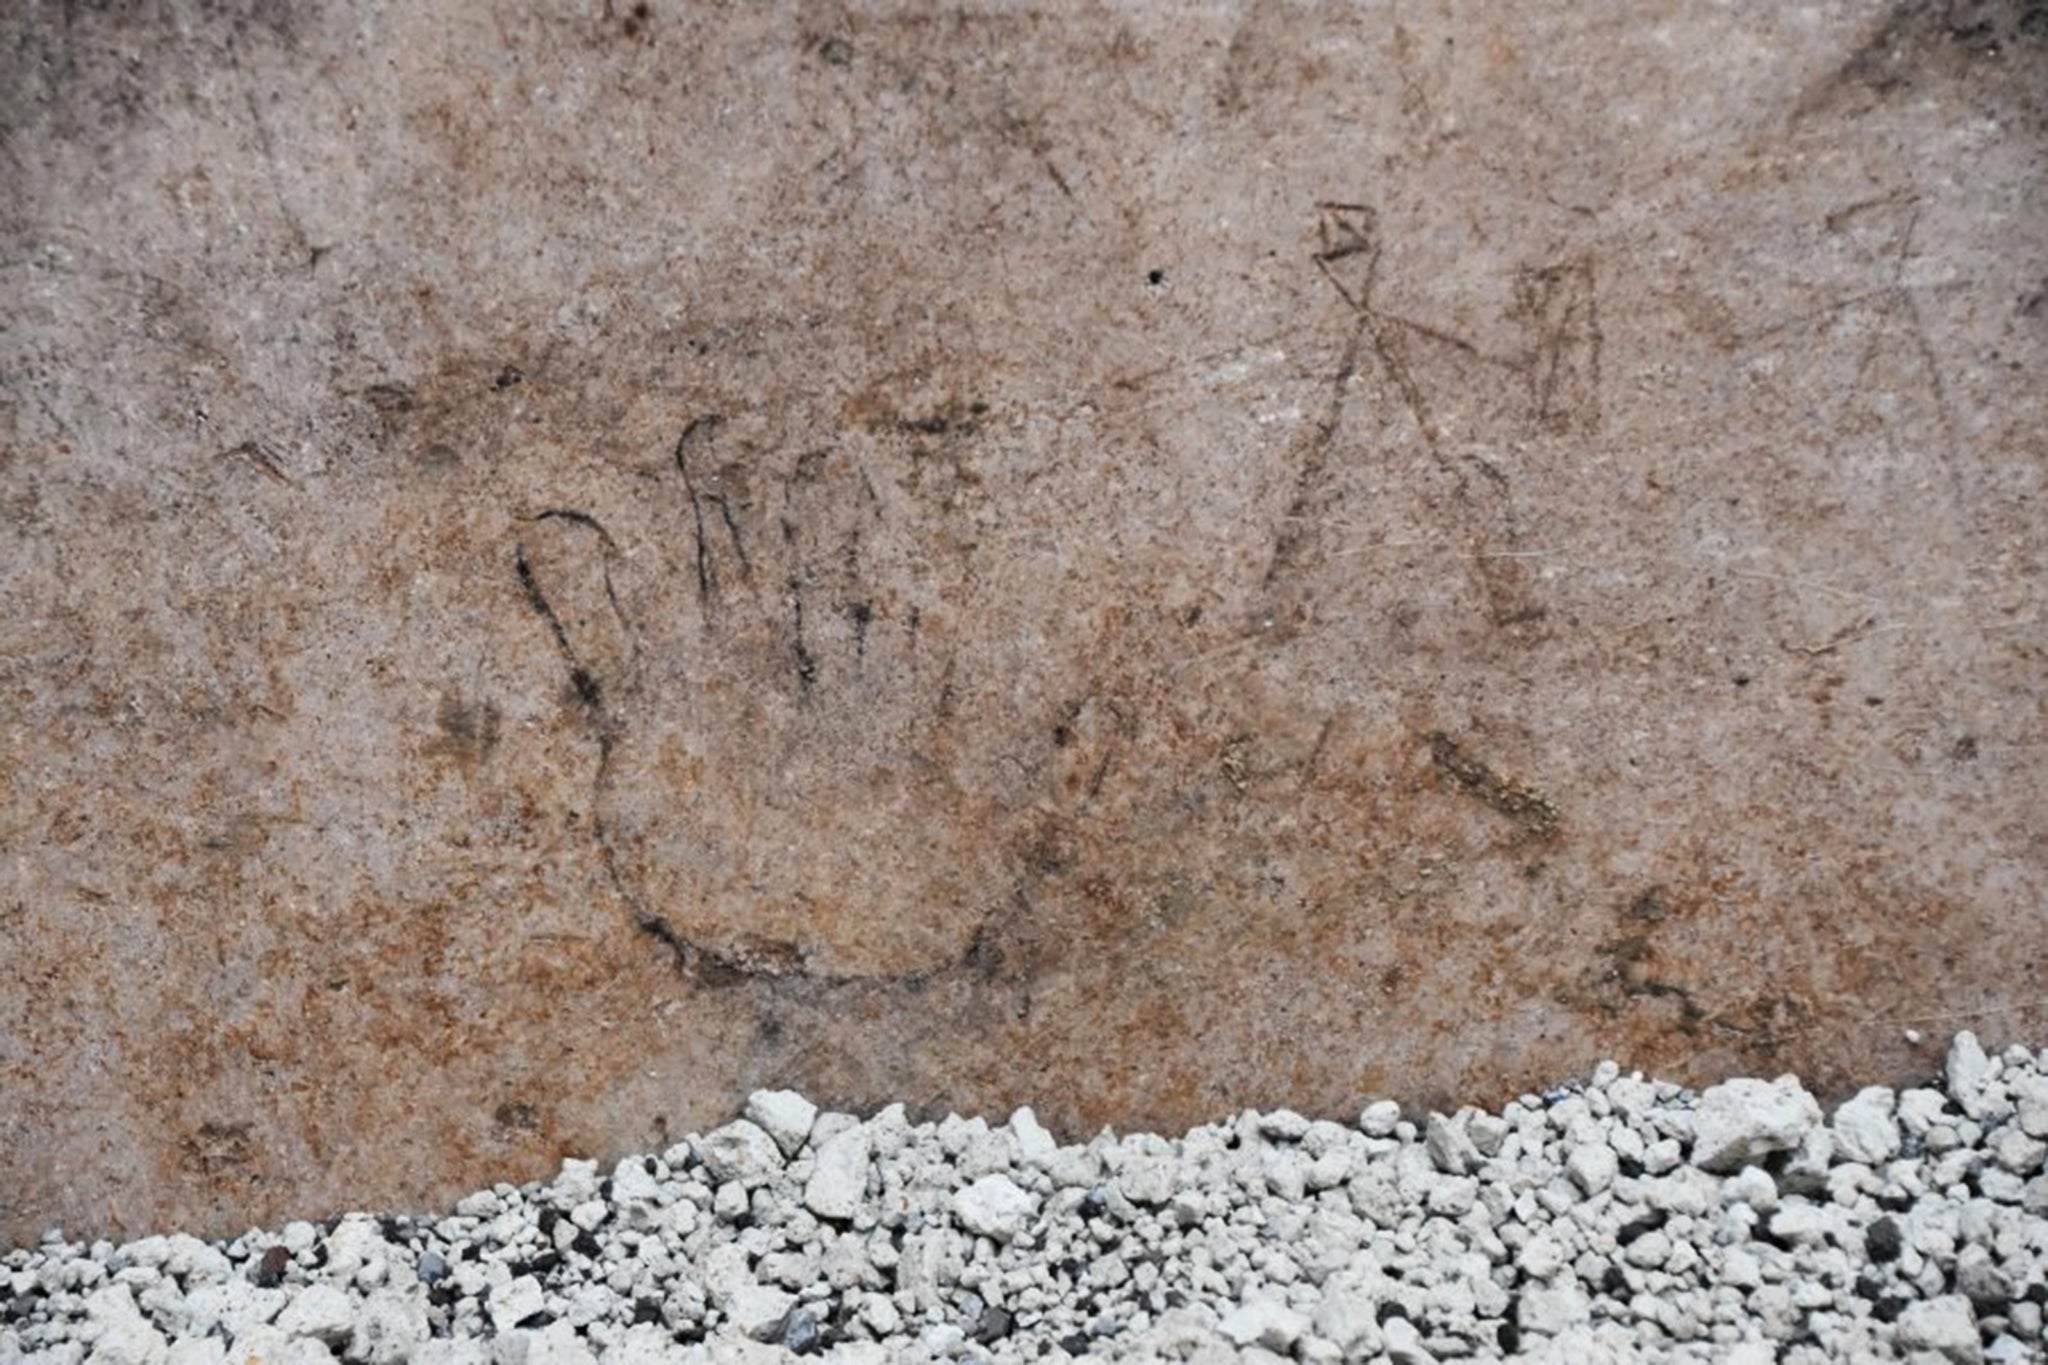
(1258, 1110, 1311, 1141)
(348, 1289, 427, 1365)
(1988, 1125, 2047, 1175)
(184, 1283, 284, 1343)
(1948, 1032, 2002, 1121)
(1777, 1125, 1834, 1197)
(1010, 1108, 1058, 1164)
(1359, 1101, 1403, 1138)
(552, 1159, 602, 1209)
(1690, 1077, 1821, 1172)
(721, 1282, 794, 1343)
(1039, 1145, 1102, 1189)
(2008, 1072, 2048, 1139)
(1518, 1279, 1591, 1336)
(81, 1284, 168, 1365)
(817, 1235, 884, 1291)
(1116, 1150, 1179, 1206)
(803, 1125, 872, 1222)
(952, 1175, 1038, 1242)
(1516, 1235, 1567, 1281)
(1642, 1137, 1684, 1175)
(1895, 1294, 1982, 1364)
(1766, 1205, 1832, 1248)
(1218, 1293, 1307, 1351)
(162, 1236, 231, 1283)
(1623, 1231, 1671, 1269)
(1306, 1146, 1353, 1192)
(1088, 1252, 1130, 1289)
(713, 1180, 749, 1223)
(1380, 1314, 1436, 1364)
(743, 1091, 819, 1158)
(608, 1158, 663, 1224)
(1899, 1088, 1951, 1135)
(1311, 1273, 1386, 1358)
(1424, 1113, 1480, 1175)
(694, 1121, 785, 1188)
(485, 1277, 546, 1334)
(1465, 1112, 1510, 1158)
(1721, 1165, 1778, 1213)
(779, 1308, 820, 1353)
(1831, 1086, 1901, 1165)
(275, 1284, 357, 1346)
(1954, 1246, 2015, 1311)
(1566, 1141, 1617, 1195)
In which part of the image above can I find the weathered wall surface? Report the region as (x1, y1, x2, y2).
(2, 0, 2044, 1241)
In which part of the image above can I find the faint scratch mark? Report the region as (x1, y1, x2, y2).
(223, 438, 292, 485)
(513, 545, 607, 725)
(673, 415, 752, 606)
(1426, 730, 1561, 842)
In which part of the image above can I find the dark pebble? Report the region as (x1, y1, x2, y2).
(1616, 1210, 1669, 1245)
(974, 1304, 1015, 1343)
(251, 1245, 291, 1289)
(513, 1252, 562, 1280)
(780, 1307, 820, 1353)
(1866, 1216, 1903, 1263)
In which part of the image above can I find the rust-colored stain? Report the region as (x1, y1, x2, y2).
(1, 2, 2046, 1242)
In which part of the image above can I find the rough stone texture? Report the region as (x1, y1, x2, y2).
(1, 1, 2045, 1242)
(802, 1123, 871, 1222)
(1830, 1084, 1902, 1165)
(1894, 1295, 1984, 1364)
(743, 1089, 818, 1159)
(692, 1121, 783, 1190)
(1691, 1075, 1823, 1172)
(951, 1174, 1037, 1243)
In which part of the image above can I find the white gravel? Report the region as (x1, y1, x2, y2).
(6, 1032, 2047, 1363)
